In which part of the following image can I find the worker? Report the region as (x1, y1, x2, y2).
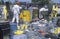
(50, 3, 58, 19)
(39, 5, 48, 19)
(53, 4, 58, 17)
(12, 2, 22, 26)
(28, 4, 33, 21)
(2, 5, 7, 20)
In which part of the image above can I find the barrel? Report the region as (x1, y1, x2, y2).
(9, 22, 17, 39)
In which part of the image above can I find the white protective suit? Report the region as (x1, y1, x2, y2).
(39, 7, 48, 19)
(12, 4, 22, 25)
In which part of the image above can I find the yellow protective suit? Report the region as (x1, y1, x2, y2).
(14, 24, 28, 35)
(3, 5, 7, 20)
(50, 5, 58, 19)
(20, 10, 30, 22)
(54, 27, 60, 34)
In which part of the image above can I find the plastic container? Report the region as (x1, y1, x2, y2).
(9, 22, 17, 39)
(10, 23, 17, 30)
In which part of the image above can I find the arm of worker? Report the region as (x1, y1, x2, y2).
(19, 7, 22, 9)
(44, 9, 48, 11)
(39, 8, 45, 12)
(40, 8, 48, 11)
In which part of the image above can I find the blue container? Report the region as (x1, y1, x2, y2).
(10, 22, 17, 31)
(9, 22, 17, 39)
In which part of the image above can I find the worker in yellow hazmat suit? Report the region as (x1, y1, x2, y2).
(3, 5, 7, 20)
(14, 24, 28, 34)
(20, 10, 30, 22)
(50, 4, 58, 19)
(54, 27, 60, 34)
